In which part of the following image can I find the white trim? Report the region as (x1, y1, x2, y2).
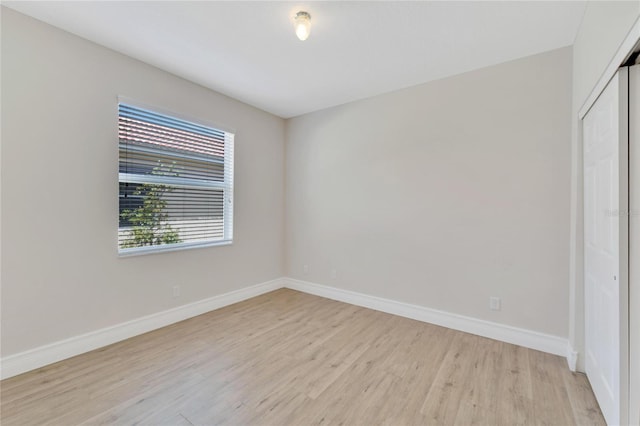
(567, 344, 579, 372)
(283, 278, 569, 358)
(628, 63, 640, 426)
(0, 278, 284, 380)
(578, 16, 640, 119)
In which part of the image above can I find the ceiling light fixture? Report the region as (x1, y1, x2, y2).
(294, 11, 311, 41)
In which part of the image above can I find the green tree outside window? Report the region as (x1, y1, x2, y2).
(120, 161, 181, 248)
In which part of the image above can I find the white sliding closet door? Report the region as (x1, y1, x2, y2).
(583, 67, 629, 426)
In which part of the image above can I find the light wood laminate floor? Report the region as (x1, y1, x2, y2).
(1, 289, 604, 425)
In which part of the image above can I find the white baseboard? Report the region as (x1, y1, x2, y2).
(284, 278, 569, 358)
(566, 345, 579, 372)
(2, 276, 573, 380)
(0, 278, 284, 380)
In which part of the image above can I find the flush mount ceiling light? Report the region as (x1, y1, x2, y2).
(294, 11, 311, 41)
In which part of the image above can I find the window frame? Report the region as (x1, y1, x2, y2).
(117, 97, 235, 257)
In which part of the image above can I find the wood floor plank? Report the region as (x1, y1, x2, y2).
(453, 336, 504, 425)
(528, 349, 579, 426)
(495, 343, 535, 425)
(420, 332, 482, 423)
(376, 324, 456, 425)
(0, 289, 605, 426)
(560, 360, 606, 425)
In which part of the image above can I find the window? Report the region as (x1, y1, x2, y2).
(118, 102, 234, 255)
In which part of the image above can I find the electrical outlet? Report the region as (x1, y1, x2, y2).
(303, 264, 309, 274)
(490, 297, 501, 311)
(173, 285, 181, 298)
(331, 269, 337, 279)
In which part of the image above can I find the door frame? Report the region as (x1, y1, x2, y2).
(574, 19, 640, 425)
(628, 64, 640, 426)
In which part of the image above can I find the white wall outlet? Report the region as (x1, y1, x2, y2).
(330, 269, 337, 279)
(303, 264, 309, 274)
(490, 296, 501, 311)
(172, 285, 181, 298)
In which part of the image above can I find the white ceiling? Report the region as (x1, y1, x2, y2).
(4, 1, 586, 118)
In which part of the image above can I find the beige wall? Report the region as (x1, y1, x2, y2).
(0, 9, 285, 356)
(286, 48, 573, 337)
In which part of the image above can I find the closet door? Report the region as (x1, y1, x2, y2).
(583, 67, 629, 426)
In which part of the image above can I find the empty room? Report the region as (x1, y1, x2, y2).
(1, 1, 639, 425)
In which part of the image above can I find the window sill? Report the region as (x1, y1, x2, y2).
(118, 240, 233, 257)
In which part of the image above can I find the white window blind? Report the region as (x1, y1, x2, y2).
(118, 103, 234, 255)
